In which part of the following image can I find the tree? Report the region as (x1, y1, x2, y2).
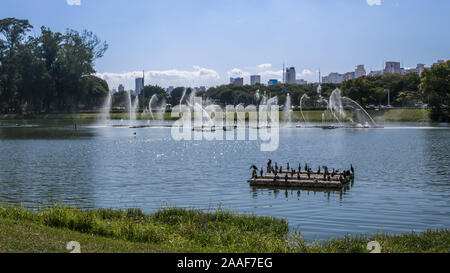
(419, 61, 450, 121)
(141, 85, 166, 107)
(0, 18, 109, 113)
(56, 29, 108, 111)
(0, 18, 33, 113)
(81, 75, 109, 109)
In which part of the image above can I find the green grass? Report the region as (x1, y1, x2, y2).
(0, 205, 448, 253)
(369, 109, 430, 122)
(0, 205, 289, 253)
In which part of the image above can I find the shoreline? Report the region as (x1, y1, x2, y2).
(0, 205, 448, 253)
(0, 109, 433, 123)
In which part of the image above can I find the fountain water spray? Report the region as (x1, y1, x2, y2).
(130, 92, 138, 126)
(299, 87, 378, 128)
(283, 93, 292, 125)
(149, 94, 157, 120)
(101, 91, 112, 125)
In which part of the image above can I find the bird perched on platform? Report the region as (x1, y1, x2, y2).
(350, 164, 354, 173)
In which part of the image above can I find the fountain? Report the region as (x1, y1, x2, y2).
(299, 86, 379, 128)
(283, 93, 292, 125)
(157, 98, 167, 121)
(130, 91, 138, 126)
(148, 94, 158, 120)
(101, 91, 112, 125)
(255, 89, 260, 104)
(148, 94, 167, 122)
(329, 88, 377, 127)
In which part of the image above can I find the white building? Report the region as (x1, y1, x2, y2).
(322, 72, 344, 84)
(355, 65, 366, 78)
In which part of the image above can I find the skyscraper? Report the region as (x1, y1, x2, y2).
(250, 75, 261, 85)
(285, 67, 296, 84)
(355, 65, 366, 78)
(135, 77, 144, 95)
(384, 61, 402, 74)
(230, 77, 244, 85)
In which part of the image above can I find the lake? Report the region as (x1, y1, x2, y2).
(0, 119, 449, 242)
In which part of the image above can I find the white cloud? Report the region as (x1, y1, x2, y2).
(259, 70, 283, 78)
(227, 68, 250, 78)
(96, 66, 220, 89)
(66, 0, 81, 6)
(366, 0, 381, 6)
(257, 63, 272, 69)
(297, 69, 313, 77)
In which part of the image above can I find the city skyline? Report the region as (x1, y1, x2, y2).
(2, 0, 449, 89)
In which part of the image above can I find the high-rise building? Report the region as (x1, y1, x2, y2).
(322, 73, 344, 84)
(296, 79, 307, 85)
(416, 64, 425, 75)
(230, 77, 244, 85)
(250, 75, 261, 85)
(118, 84, 125, 92)
(404, 63, 427, 75)
(285, 67, 296, 84)
(166, 86, 174, 94)
(267, 79, 279, 86)
(344, 72, 355, 81)
(432, 60, 445, 67)
(355, 65, 366, 78)
(135, 77, 144, 95)
(384, 61, 402, 74)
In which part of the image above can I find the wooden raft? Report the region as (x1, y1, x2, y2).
(248, 170, 353, 189)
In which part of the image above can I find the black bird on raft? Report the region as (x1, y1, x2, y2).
(351, 164, 354, 174)
(250, 165, 258, 170)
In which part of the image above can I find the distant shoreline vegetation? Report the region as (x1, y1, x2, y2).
(0, 109, 432, 123)
(0, 205, 448, 253)
(1, 17, 448, 122)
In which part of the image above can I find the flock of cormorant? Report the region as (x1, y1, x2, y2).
(250, 159, 354, 184)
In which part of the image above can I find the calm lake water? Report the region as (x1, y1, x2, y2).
(0, 119, 449, 241)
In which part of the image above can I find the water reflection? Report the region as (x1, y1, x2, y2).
(0, 120, 449, 241)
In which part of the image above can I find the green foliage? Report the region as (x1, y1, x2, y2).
(0, 205, 448, 253)
(0, 204, 290, 252)
(138, 85, 166, 108)
(341, 72, 422, 106)
(419, 61, 450, 122)
(203, 83, 332, 106)
(0, 17, 108, 113)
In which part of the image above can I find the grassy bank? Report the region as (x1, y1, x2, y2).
(0, 205, 448, 253)
(0, 109, 432, 123)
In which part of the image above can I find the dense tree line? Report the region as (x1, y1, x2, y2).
(201, 83, 340, 107)
(0, 17, 108, 113)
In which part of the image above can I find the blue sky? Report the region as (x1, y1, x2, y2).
(2, 0, 449, 89)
